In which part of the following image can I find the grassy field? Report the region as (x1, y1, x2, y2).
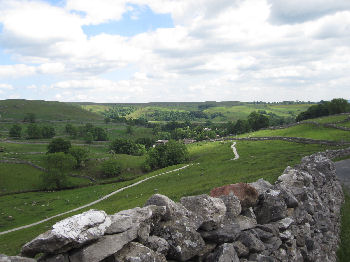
(241, 123, 350, 142)
(0, 99, 103, 122)
(0, 140, 344, 255)
(311, 114, 349, 124)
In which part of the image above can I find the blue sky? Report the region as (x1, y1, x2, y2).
(0, 0, 349, 102)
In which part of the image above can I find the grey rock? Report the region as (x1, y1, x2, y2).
(233, 215, 257, 231)
(21, 210, 111, 257)
(145, 194, 202, 229)
(38, 253, 69, 262)
(277, 167, 313, 188)
(180, 194, 226, 231)
(196, 243, 217, 262)
(275, 217, 294, 230)
(69, 226, 138, 262)
(200, 222, 241, 244)
(205, 243, 239, 262)
(241, 207, 256, 220)
(238, 232, 265, 253)
(255, 190, 287, 224)
(219, 194, 242, 218)
(141, 236, 169, 255)
(106, 205, 165, 234)
(249, 179, 273, 196)
(0, 255, 36, 262)
(248, 254, 277, 262)
(232, 241, 249, 257)
(153, 221, 205, 261)
(262, 237, 282, 253)
(113, 242, 166, 262)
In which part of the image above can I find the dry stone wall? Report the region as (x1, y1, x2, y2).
(1, 148, 349, 262)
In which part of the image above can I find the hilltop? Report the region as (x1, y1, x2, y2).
(0, 99, 103, 122)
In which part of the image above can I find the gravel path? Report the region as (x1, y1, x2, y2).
(0, 164, 193, 236)
(231, 142, 239, 160)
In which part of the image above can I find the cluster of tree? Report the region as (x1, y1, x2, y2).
(109, 138, 146, 156)
(103, 106, 136, 119)
(296, 98, 350, 121)
(65, 123, 107, 142)
(104, 116, 149, 126)
(23, 113, 36, 123)
(144, 140, 189, 171)
(147, 110, 210, 121)
(41, 138, 90, 189)
(10, 124, 55, 139)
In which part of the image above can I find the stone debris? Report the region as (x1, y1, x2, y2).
(12, 148, 347, 262)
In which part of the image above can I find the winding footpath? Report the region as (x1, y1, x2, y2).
(231, 142, 239, 160)
(0, 140, 241, 235)
(0, 164, 193, 236)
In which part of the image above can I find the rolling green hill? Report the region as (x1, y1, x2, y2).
(0, 99, 103, 122)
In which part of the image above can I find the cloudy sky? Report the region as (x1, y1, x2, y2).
(0, 0, 349, 102)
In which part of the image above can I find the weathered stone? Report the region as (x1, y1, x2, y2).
(200, 222, 241, 244)
(238, 232, 265, 253)
(141, 236, 169, 255)
(241, 207, 256, 220)
(180, 194, 226, 231)
(249, 179, 273, 196)
(254, 190, 287, 224)
(21, 210, 111, 257)
(248, 253, 277, 262)
(145, 194, 202, 229)
(69, 226, 138, 262)
(277, 167, 313, 188)
(210, 183, 259, 208)
(113, 242, 166, 262)
(38, 253, 69, 262)
(196, 243, 217, 262)
(205, 243, 239, 262)
(251, 228, 274, 241)
(106, 205, 165, 234)
(233, 215, 257, 231)
(275, 217, 294, 230)
(153, 221, 205, 261)
(232, 241, 249, 257)
(219, 194, 242, 218)
(0, 255, 36, 262)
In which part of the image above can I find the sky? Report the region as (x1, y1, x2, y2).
(0, 0, 349, 103)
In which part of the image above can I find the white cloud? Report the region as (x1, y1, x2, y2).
(0, 64, 36, 78)
(0, 0, 349, 102)
(0, 83, 13, 89)
(267, 0, 350, 24)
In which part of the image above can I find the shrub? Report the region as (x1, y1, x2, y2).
(23, 113, 36, 123)
(100, 159, 122, 178)
(41, 125, 55, 138)
(145, 140, 189, 170)
(9, 124, 22, 138)
(26, 124, 42, 139)
(69, 147, 89, 168)
(47, 138, 71, 154)
(41, 152, 76, 190)
(109, 138, 142, 155)
(93, 127, 108, 141)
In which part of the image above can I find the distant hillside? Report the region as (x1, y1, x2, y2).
(78, 101, 312, 122)
(0, 99, 103, 122)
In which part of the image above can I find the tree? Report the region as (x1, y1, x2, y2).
(135, 137, 155, 149)
(233, 120, 251, 134)
(145, 140, 189, 170)
(100, 159, 122, 178)
(26, 124, 42, 139)
(109, 138, 140, 155)
(41, 125, 55, 138)
(93, 127, 108, 141)
(328, 98, 349, 114)
(247, 111, 269, 131)
(23, 113, 36, 123)
(126, 125, 134, 135)
(41, 152, 76, 190)
(9, 124, 22, 138)
(69, 147, 89, 168)
(65, 123, 77, 137)
(47, 138, 71, 154)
